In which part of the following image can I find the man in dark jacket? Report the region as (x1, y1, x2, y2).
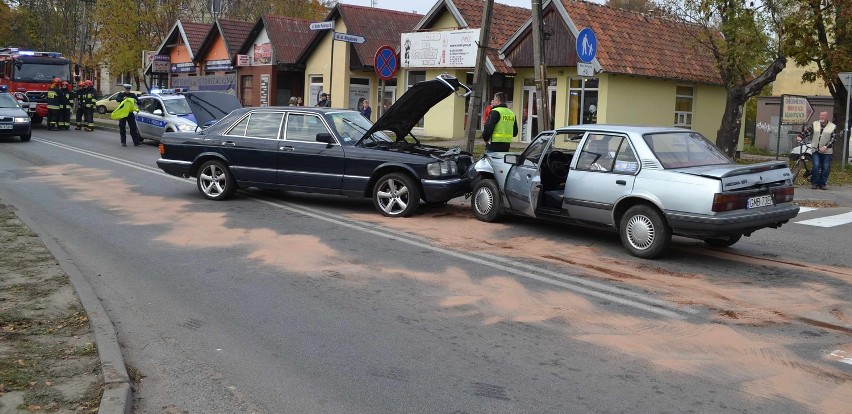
(115, 84, 141, 146)
(481, 92, 518, 152)
(46, 78, 62, 131)
(316, 92, 331, 107)
(59, 81, 72, 130)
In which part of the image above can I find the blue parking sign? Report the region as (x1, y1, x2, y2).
(576, 27, 597, 64)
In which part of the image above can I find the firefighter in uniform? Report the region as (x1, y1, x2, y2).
(81, 80, 96, 131)
(59, 81, 72, 130)
(74, 81, 85, 130)
(481, 92, 518, 152)
(46, 78, 62, 131)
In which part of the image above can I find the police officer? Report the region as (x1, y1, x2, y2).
(114, 84, 141, 146)
(46, 78, 62, 131)
(481, 92, 518, 152)
(81, 80, 96, 131)
(59, 81, 72, 130)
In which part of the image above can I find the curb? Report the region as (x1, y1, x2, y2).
(13, 209, 132, 414)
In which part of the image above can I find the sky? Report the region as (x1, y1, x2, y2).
(336, 0, 534, 15)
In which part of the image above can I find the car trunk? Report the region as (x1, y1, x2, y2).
(674, 161, 792, 191)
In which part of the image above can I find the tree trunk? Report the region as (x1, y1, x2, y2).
(716, 88, 745, 158)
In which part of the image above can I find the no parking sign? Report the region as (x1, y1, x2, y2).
(374, 45, 398, 81)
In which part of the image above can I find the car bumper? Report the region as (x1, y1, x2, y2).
(666, 203, 800, 237)
(0, 124, 31, 135)
(421, 177, 472, 203)
(157, 158, 192, 178)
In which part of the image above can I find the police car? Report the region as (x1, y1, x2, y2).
(135, 89, 199, 143)
(135, 88, 243, 143)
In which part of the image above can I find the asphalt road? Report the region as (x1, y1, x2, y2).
(0, 126, 850, 413)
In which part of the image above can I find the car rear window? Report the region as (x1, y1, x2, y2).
(642, 132, 731, 168)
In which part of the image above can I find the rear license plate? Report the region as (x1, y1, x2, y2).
(747, 195, 774, 208)
(0, 125, 12, 129)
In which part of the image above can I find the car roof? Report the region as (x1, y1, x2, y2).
(554, 124, 692, 134)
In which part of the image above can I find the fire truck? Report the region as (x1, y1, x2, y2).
(0, 48, 73, 124)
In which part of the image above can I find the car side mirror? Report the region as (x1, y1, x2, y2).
(316, 132, 335, 144)
(153, 109, 163, 116)
(504, 154, 519, 165)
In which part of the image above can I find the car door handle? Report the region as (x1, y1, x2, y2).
(221, 141, 236, 146)
(280, 146, 295, 151)
(616, 180, 626, 185)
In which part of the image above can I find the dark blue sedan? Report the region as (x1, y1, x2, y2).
(0, 93, 32, 141)
(156, 75, 474, 217)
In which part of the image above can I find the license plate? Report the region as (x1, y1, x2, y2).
(0, 125, 12, 129)
(747, 195, 774, 209)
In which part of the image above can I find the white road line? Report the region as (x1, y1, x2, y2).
(32, 138, 694, 319)
(796, 212, 852, 227)
(797, 207, 818, 213)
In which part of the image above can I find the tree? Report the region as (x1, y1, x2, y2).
(664, 0, 791, 158)
(606, 0, 667, 14)
(784, 0, 852, 163)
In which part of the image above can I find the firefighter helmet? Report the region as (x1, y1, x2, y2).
(84, 80, 93, 87)
(52, 77, 61, 84)
(78, 81, 84, 87)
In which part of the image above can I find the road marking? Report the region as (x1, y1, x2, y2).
(797, 207, 818, 213)
(796, 211, 852, 227)
(32, 137, 696, 319)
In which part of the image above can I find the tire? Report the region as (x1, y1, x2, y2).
(31, 116, 42, 125)
(97, 105, 107, 114)
(373, 172, 420, 217)
(703, 235, 742, 248)
(619, 204, 672, 259)
(196, 160, 237, 201)
(20, 132, 31, 142)
(471, 179, 503, 222)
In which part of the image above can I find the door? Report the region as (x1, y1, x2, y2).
(521, 86, 557, 142)
(134, 97, 156, 138)
(504, 132, 553, 216)
(278, 112, 345, 189)
(565, 133, 638, 225)
(218, 111, 284, 184)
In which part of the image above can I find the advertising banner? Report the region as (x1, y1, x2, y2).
(236, 54, 249, 66)
(259, 74, 270, 106)
(152, 55, 170, 73)
(170, 62, 196, 74)
(401, 29, 479, 68)
(171, 74, 237, 94)
(253, 43, 272, 65)
(781, 95, 813, 124)
(205, 59, 233, 72)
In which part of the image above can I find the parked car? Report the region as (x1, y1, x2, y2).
(156, 75, 474, 217)
(468, 125, 800, 258)
(95, 90, 142, 114)
(0, 92, 32, 141)
(136, 90, 242, 143)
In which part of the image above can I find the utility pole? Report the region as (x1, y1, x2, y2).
(464, 0, 494, 153)
(531, 0, 551, 132)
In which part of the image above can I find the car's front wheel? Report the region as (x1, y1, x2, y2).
(373, 173, 420, 217)
(196, 160, 236, 201)
(703, 235, 742, 248)
(471, 178, 502, 222)
(20, 132, 31, 142)
(97, 105, 107, 114)
(619, 205, 671, 259)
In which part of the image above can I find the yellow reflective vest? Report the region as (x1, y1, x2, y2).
(110, 97, 138, 120)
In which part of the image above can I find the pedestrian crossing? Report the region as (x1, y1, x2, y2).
(793, 206, 852, 228)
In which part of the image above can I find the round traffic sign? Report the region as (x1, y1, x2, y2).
(576, 27, 597, 64)
(374, 45, 398, 81)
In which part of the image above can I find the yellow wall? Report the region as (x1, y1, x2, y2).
(432, 9, 461, 29)
(305, 20, 351, 107)
(772, 63, 831, 96)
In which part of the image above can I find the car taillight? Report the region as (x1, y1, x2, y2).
(772, 186, 794, 203)
(712, 193, 748, 212)
(158, 143, 165, 155)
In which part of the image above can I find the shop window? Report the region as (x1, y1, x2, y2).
(567, 78, 598, 126)
(309, 75, 324, 106)
(674, 85, 694, 128)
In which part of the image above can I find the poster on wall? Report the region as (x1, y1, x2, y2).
(171, 75, 237, 94)
(170, 62, 195, 74)
(401, 29, 479, 68)
(348, 83, 370, 111)
(253, 43, 272, 65)
(259, 74, 270, 107)
(309, 84, 323, 107)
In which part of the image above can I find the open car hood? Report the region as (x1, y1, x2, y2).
(357, 75, 470, 146)
(182, 91, 243, 127)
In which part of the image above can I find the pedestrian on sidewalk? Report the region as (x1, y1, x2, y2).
(110, 84, 141, 147)
(798, 111, 837, 190)
(481, 92, 517, 152)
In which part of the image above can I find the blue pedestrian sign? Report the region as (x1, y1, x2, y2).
(374, 45, 398, 81)
(576, 27, 597, 64)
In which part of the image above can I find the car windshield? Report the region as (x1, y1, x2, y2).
(326, 111, 392, 146)
(642, 131, 731, 168)
(0, 94, 20, 108)
(164, 98, 191, 115)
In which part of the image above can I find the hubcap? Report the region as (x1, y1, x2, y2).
(377, 178, 409, 215)
(474, 187, 494, 215)
(625, 214, 655, 250)
(200, 165, 226, 196)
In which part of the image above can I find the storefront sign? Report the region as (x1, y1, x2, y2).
(253, 43, 272, 65)
(259, 74, 270, 107)
(205, 59, 233, 72)
(236, 54, 249, 66)
(171, 74, 237, 94)
(401, 29, 479, 68)
(152, 55, 170, 73)
(170, 62, 195, 74)
(781, 95, 813, 124)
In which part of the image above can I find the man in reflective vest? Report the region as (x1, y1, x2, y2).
(46, 78, 62, 131)
(798, 111, 837, 190)
(481, 92, 518, 152)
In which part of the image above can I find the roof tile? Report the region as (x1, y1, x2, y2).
(451, 0, 530, 73)
(264, 15, 317, 64)
(337, 4, 423, 67)
(217, 19, 255, 57)
(181, 22, 213, 56)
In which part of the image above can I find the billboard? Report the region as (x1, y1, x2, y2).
(401, 29, 479, 68)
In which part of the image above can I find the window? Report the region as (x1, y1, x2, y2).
(244, 112, 284, 139)
(519, 133, 552, 166)
(240, 75, 253, 106)
(674, 85, 694, 128)
(407, 71, 425, 127)
(575, 134, 624, 171)
(226, 114, 249, 136)
(309, 76, 323, 106)
(568, 78, 598, 125)
(285, 113, 330, 142)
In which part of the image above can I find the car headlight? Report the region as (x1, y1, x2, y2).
(14, 117, 29, 123)
(175, 123, 196, 132)
(426, 161, 458, 177)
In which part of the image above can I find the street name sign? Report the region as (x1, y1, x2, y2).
(310, 21, 334, 31)
(333, 32, 366, 44)
(577, 62, 594, 77)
